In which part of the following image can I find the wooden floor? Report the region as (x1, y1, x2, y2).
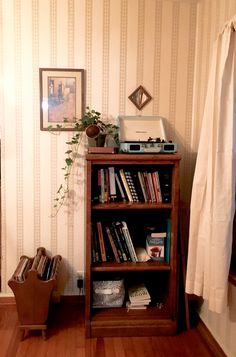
(0, 302, 222, 357)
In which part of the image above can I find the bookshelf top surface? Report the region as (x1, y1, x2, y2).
(86, 153, 181, 163)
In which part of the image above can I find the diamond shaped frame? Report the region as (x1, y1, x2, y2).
(128, 85, 152, 110)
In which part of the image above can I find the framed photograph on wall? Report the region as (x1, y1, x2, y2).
(39, 68, 85, 131)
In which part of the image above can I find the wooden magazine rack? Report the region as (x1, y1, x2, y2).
(8, 247, 62, 340)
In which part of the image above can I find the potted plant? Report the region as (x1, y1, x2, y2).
(51, 107, 119, 214)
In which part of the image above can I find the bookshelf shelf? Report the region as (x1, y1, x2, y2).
(92, 202, 173, 210)
(85, 153, 181, 337)
(91, 261, 171, 272)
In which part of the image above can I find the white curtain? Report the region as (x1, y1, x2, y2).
(186, 16, 236, 313)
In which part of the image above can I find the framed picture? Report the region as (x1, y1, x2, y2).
(39, 68, 85, 131)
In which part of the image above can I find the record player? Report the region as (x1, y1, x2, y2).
(118, 116, 177, 154)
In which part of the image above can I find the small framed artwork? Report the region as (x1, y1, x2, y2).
(128, 85, 152, 110)
(39, 68, 85, 131)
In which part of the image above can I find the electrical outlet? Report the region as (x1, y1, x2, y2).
(77, 271, 84, 295)
(77, 271, 84, 280)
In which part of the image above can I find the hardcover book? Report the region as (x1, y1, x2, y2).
(96, 221, 107, 262)
(105, 225, 121, 263)
(146, 236, 165, 261)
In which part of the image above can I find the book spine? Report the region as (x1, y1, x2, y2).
(121, 221, 138, 262)
(124, 170, 139, 202)
(160, 170, 171, 202)
(109, 224, 124, 261)
(108, 166, 117, 201)
(98, 169, 102, 203)
(92, 227, 101, 263)
(111, 222, 128, 261)
(147, 172, 156, 203)
(131, 171, 145, 202)
(96, 222, 107, 262)
(143, 171, 152, 202)
(105, 226, 121, 263)
(91, 169, 99, 202)
(114, 221, 132, 261)
(104, 168, 109, 203)
(152, 171, 162, 203)
(119, 169, 133, 202)
(138, 171, 148, 202)
(115, 172, 127, 202)
(100, 169, 106, 203)
(166, 219, 171, 263)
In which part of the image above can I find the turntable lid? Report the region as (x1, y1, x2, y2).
(118, 116, 167, 142)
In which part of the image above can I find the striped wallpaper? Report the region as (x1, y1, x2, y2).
(0, 2, 236, 354)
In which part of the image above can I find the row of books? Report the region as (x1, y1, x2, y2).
(12, 249, 61, 282)
(92, 219, 172, 264)
(92, 221, 138, 263)
(92, 167, 171, 204)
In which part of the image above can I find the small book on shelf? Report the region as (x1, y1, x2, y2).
(146, 235, 165, 261)
(120, 221, 138, 262)
(131, 171, 145, 202)
(152, 171, 162, 202)
(109, 223, 127, 262)
(119, 169, 133, 202)
(124, 170, 139, 202)
(137, 171, 148, 202)
(108, 166, 117, 201)
(105, 225, 121, 263)
(96, 221, 107, 262)
(92, 227, 101, 263)
(115, 172, 127, 202)
(128, 283, 151, 302)
(113, 221, 131, 261)
(165, 219, 171, 263)
(127, 283, 151, 310)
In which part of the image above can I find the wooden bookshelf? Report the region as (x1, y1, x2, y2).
(85, 154, 181, 337)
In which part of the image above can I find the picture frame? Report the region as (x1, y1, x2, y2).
(128, 85, 152, 110)
(39, 68, 85, 131)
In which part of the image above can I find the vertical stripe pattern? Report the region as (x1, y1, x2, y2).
(50, 0, 58, 254)
(168, 2, 179, 139)
(119, 0, 128, 115)
(102, 0, 110, 118)
(32, 0, 40, 250)
(14, 0, 24, 259)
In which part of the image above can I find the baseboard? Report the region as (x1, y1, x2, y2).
(0, 296, 15, 305)
(196, 318, 226, 357)
(0, 294, 85, 306)
(59, 294, 85, 305)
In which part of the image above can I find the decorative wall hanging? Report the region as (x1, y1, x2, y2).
(128, 85, 152, 110)
(39, 68, 85, 131)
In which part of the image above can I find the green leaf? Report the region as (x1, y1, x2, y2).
(65, 158, 73, 166)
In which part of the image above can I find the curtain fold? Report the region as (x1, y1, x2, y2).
(186, 16, 236, 313)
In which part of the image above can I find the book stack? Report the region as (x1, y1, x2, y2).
(126, 283, 151, 310)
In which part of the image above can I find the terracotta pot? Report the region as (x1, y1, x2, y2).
(85, 124, 100, 139)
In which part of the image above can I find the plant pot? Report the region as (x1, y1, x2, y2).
(87, 133, 107, 147)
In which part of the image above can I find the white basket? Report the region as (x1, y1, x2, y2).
(92, 279, 125, 308)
